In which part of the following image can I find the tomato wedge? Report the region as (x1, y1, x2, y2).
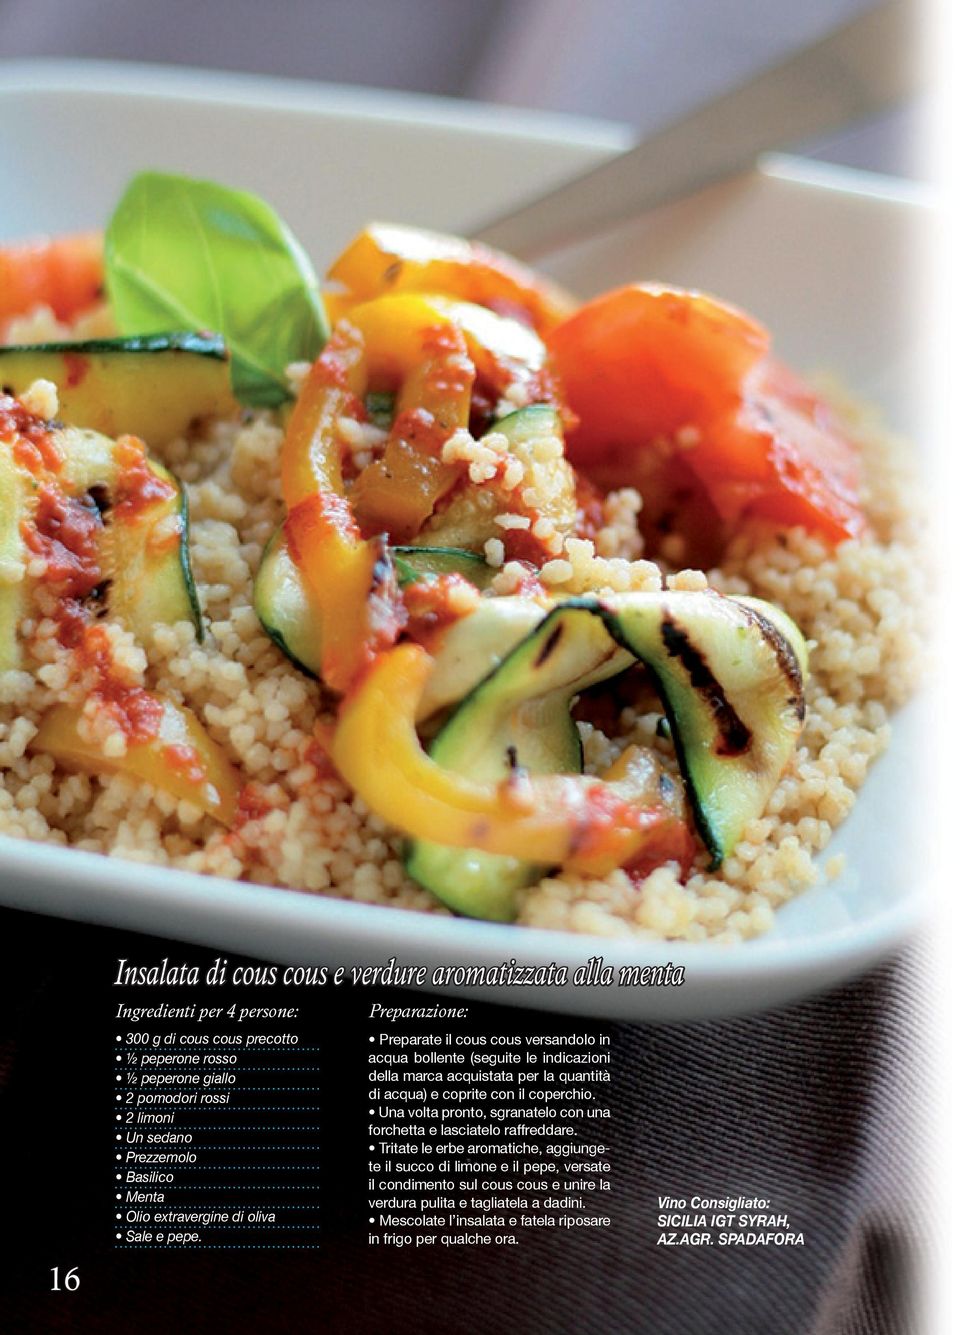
(549, 283, 865, 547)
(0, 232, 104, 327)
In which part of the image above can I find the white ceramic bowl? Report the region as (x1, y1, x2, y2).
(0, 60, 930, 1019)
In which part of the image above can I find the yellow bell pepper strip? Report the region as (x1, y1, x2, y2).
(344, 293, 554, 440)
(345, 292, 555, 412)
(426, 296, 555, 409)
(281, 301, 476, 690)
(345, 292, 552, 423)
(281, 327, 401, 695)
(341, 293, 563, 472)
(330, 642, 669, 874)
(280, 292, 557, 689)
(348, 317, 473, 541)
(33, 696, 240, 824)
(327, 222, 576, 335)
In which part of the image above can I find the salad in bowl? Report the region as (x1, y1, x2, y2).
(0, 172, 921, 943)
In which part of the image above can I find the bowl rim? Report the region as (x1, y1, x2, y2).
(0, 56, 634, 150)
(0, 57, 933, 208)
(0, 828, 925, 985)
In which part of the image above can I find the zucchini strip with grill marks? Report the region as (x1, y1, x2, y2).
(0, 334, 236, 447)
(53, 424, 203, 642)
(333, 590, 808, 919)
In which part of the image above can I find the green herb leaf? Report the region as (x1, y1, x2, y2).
(393, 553, 423, 587)
(104, 172, 328, 407)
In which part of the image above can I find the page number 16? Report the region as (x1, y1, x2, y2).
(50, 1266, 80, 1291)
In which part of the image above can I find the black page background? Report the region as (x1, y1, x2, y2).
(0, 906, 924, 1335)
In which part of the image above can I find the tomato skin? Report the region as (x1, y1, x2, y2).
(0, 232, 104, 326)
(549, 283, 865, 546)
(550, 284, 768, 456)
(742, 360, 865, 541)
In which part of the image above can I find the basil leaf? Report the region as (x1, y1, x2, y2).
(104, 172, 328, 407)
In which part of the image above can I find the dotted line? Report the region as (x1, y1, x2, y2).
(116, 1067, 323, 1072)
(123, 1204, 321, 1210)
